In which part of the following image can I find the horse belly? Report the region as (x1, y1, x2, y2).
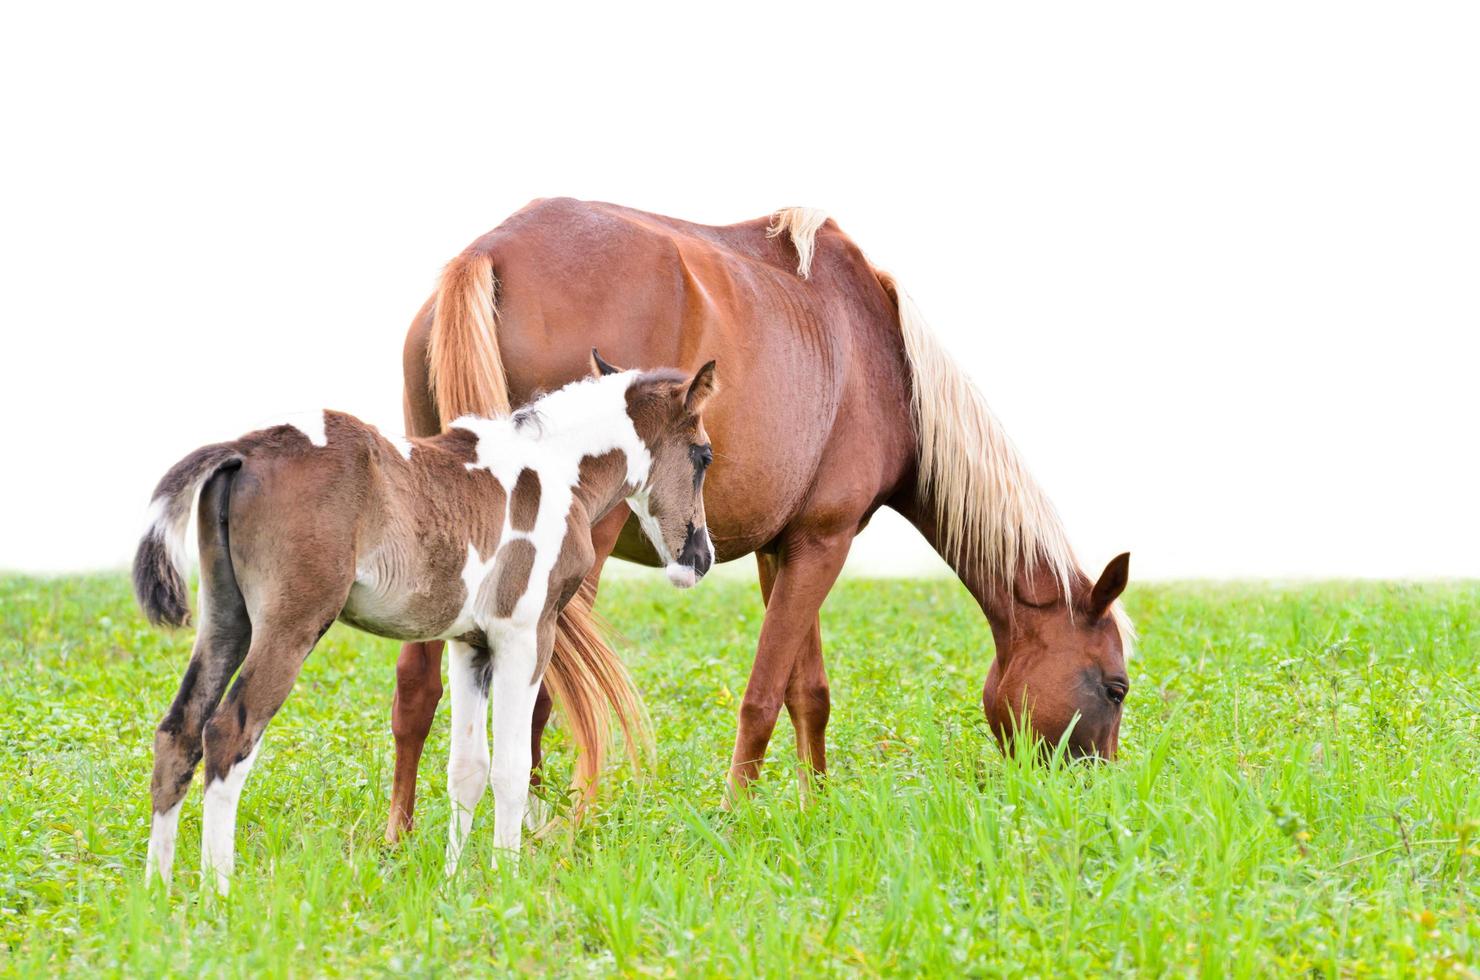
(341, 546, 469, 642)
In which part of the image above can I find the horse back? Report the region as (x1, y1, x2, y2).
(409, 199, 918, 554)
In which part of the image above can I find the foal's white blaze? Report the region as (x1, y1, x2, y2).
(626, 490, 674, 566)
(200, 738, 262, 895)
(444, 641, 490, 877)
(145, 800, 184, 886)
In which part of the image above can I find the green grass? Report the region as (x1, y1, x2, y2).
(0, 574, 1477, 976)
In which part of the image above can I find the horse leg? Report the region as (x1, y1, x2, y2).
(755, 553, 827, 788)
(489, 622, 546, 866)
(729, 530, 852, 798)
(443, 640, 491, 876)
(526, 503, 626, 829)
(147, 472, 250, 886)
(785, 626, 829, 791)
(386, 640, 444, 843)
(199, 605, 339, 895)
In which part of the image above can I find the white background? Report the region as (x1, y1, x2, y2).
(2, 3, 1476, 578)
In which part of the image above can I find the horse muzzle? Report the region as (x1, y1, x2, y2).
(666, 525, 713, 588)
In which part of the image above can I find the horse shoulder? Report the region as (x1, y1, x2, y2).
(545, 504, 596, 614)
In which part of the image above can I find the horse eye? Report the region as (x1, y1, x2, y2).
(690, 444, 712, 468)
(1104, 681, 1128, 705)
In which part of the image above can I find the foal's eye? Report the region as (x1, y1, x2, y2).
(690, 444, 712, 469)
(1104, 681, 1128, 706)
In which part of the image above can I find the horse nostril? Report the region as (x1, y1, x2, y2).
(679, 525, 712, 576)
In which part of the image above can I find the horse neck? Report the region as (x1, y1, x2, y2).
(486, 376, 648, 522)
(570, 449, 638, 525)
(896, 488, 1066, 635)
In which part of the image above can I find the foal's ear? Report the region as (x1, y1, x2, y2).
(1087, 552, 1130, 618)
(590, 348, 623, 377)
(685, 360, 719, 415)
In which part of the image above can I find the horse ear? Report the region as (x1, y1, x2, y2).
(1088, 552, 1130, 618)
(685, 360, 718, 415)
(590, 348, 622, 377)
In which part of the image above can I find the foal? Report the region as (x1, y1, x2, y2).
(134, 353, 718, 892)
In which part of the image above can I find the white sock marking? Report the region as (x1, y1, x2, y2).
(488, 627, 542, 867)
(444, 641, 491, 877)
(200, 738, 261, 895)
(145, 800, 184, 886)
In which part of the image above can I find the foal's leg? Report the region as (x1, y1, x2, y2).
(729, 530, 853, 798)
(526, 502, 626, 830)
(488, 623, 547, 865)
(147, 473, 250, 886)
(443, 640, 491, 876)
(757, 553, 831, 788)
(198, 607, 340, 895)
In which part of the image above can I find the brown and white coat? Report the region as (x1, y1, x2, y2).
(135, 359, 717, 892)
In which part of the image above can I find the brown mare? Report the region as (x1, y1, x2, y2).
(135, 359, 718, 892)
(386, 199, 1134, 840)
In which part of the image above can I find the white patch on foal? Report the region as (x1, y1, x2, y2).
(385, 432, 415, 460)
(265, 409, 329, 448)
(626, 489, 672, 565)
(200, 738, 262, 895)
(446, 371, 657, 634)
(486, 626, 541, 866)
(455, 372, 652, 495)
(438, 372, 659, 872)
(145, 800, 184, 886)
(444, 640, 490, 876)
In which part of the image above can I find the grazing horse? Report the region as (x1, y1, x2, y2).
(386, 199, 1134, 840)
(134, 357, 718, 892)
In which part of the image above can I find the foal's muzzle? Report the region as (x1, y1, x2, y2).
(666, 524, 713, 588)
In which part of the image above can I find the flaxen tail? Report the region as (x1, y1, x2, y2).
(428, 249, 511, 422)
(426, 243, 650, 803)
(542, 582, 652, 815)
(132, 443, 243, 628)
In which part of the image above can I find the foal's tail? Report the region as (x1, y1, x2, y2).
(132, 443, 244, 628)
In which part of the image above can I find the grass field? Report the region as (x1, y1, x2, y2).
(0, 573, 1476, 976)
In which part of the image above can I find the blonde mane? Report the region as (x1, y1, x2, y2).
(763, 209, 1135, 656)
(877, 268, 1077, 591)
(767, 207, 830, 279)
(874, 268, 1136, 655)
